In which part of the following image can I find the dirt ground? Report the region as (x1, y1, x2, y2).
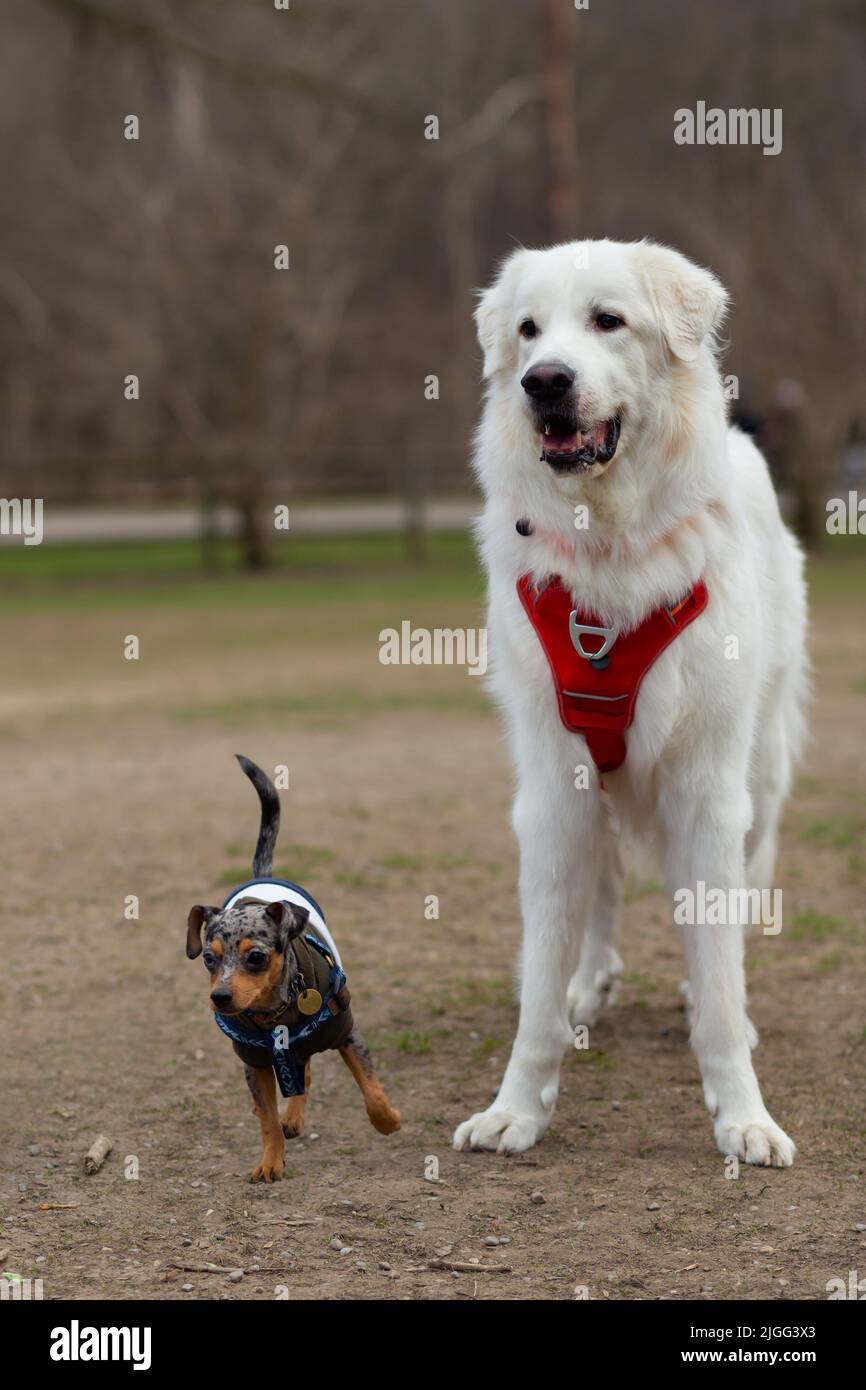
(1, 553, 864, 1302)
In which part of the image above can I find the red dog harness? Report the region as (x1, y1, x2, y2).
(517, 574, 709, 773)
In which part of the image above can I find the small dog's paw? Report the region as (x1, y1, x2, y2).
(281, 1097, 306, 1139)
(369, 1104, 400, 1135)
(249, 1159, 284, 1183)
(453, 1106, 547, 1155)
(714, 1113, 795, 1168)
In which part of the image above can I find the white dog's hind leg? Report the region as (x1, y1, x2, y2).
(665, 789, 795, 1168)
(454, 737, 603, 1155)
(567, 832, 624, 1029)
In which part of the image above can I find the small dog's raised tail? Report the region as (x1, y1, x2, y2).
(236, 755, 280, 878)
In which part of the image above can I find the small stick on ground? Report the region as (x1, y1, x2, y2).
(169, 1262, 291, 1276)
(83, 1135, 113, 1175)
(427, 1258, 511, 1274)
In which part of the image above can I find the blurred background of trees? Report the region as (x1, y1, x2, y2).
(1, 0, 863, 554)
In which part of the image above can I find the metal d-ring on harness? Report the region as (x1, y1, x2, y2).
(567, 613, 620, 674)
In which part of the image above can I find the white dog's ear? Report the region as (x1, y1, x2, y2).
(474, 250, 527, 378)
(636, 243, 728, 363)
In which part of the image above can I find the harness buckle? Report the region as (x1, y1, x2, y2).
(569, 614, 620, 663)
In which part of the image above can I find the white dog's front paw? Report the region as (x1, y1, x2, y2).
(714, 1112, 795, 1168)
(453, 1105, 549, 1155)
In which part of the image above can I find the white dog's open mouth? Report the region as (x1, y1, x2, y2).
(540, 414, 621, 472)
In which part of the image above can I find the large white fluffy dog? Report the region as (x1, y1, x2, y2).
(454, 239, 807, 1167)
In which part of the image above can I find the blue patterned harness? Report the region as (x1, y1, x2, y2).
(214, 932, 347, 1097)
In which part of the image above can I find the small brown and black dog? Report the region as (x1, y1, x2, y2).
(187, 756, 400, 1182)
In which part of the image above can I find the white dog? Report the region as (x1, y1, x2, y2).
(454, 239, 807, 1167)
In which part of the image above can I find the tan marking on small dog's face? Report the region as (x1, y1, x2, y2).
(227, 951, 284, 1012)
(196, 901, 305, 1014)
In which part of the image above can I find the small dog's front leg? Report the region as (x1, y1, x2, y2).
(339, 1030, 400, 1134)
(244, 1064, 285, 1182)
(281, 1061, 310, 1139)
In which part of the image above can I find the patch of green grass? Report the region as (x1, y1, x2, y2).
(172, 690, 490, 725)
(847, 853, 866, 880)
(789, 910, 845, 942)
(394, 1030, 431, 1055)
(806, 540, 866, 601)
(817, 952, 843, 973)
(381, 851, 425, 871)
(472, 1036, 503, 1059)
(800, 817, 864, 849)
(219, 845, 334, 884)
(571, 1049, 614, 1068)
(335, 1146, 359, 1156)
(0, 531, 483, 611)
(437, 976, 514, 1014)
(432, 853, 473, 870)
(333, 869, 385, 890)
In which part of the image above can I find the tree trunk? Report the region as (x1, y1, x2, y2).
(542, 0, 579, 241)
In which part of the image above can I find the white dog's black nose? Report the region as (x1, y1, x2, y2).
(521, 360, 575, 402)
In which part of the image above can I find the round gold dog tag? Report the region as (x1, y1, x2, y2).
(297, 988, 323, 1016)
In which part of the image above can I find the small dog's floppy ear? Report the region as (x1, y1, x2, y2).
(186, 905, 217, 960)
(636, 242, 728, 364)
(474, 249, 529, 379)
(265, 900, 309, 949)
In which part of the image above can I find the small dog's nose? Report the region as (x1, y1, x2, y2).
(210, 987, 233, 1008)
(521, 360, 575, 402)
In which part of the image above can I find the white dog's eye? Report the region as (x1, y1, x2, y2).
(595, 312, 625, 332)
(518, 318, 538, 339)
